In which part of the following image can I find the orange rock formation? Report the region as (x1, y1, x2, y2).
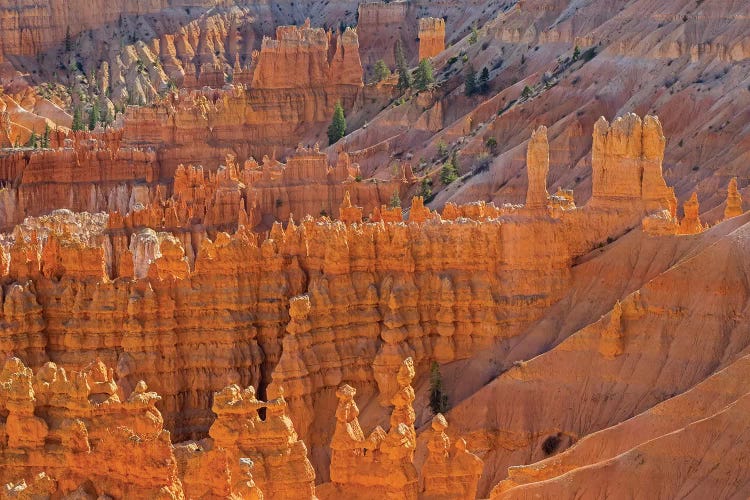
(418, 18, 446, 61)
(121, 22, 365, 171)
(678, 192, 704, 234)
(724, 177, 743, 220)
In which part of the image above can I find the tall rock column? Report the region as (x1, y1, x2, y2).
(678, 192, 704, 235)
(724, 177, 744, 220)
(418, 18, 446, 60)
(525, 126, 550, 209)
(330, 384, 366, 485)
(208, 383, 316, 499)
(421, 413, 484, 500)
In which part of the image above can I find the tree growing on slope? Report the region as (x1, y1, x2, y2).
(327, 101, 347, 145)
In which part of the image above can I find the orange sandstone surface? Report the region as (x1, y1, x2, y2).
(1, 114, 747, 498)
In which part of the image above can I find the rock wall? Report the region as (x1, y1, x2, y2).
(121, 22, 365, 172)
(0, 115, 677, 484)
(0, 137, 396, 233)
(418, 18, 446, 61)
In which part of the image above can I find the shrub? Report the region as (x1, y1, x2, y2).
(468, 24, 479, 45)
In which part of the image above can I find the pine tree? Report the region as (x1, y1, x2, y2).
(327, 101, 347, 145)
(88, 104, 101, 131)
(440, 156, 459, 185)
(572, 45, 581, 62)
(394, 39, 407, 71)
(65, 26, 72, 52)
(26, 132, 38, 148)
(464, 65, 477, 96)
(373, 59, 391, 83)
(429, 362, 449, 414)
(71, 106, 84, 131)
(418, 177, 433, 200)
(395, 40, 411, 91)
(414, 59, 434, 91)
(389, 190, 401, 208)
(42, 124, 51, 148)
(479, 67, 490, 94)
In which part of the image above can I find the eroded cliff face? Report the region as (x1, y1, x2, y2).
(0, 115, 677, 473)
(0, 134, 397, 234)
(120, 22, 365, 172)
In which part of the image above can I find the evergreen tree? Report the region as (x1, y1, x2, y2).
(418, 177, 433, 200)
(389, 190, 401, 208)
(373, 59, 391, 82)
(26, 132, 38, 149)
(429, 362, 449, 414)
(522, 85, 534, 99)
(65, 26, 72, 52)
(464, 65, 477, 96)
(395, 40, 411, 91)
(440, 155, 459, 185)
(327, 101, 347, 145)
(414, 58, 434, 91)
(394, 39, 407, 71)
(71, 106, 84, 131)
(572, 45, 581, 62)
(42, 124, 51, 148)
(88, 104, 100, 131)
(479, 67, 490, 94)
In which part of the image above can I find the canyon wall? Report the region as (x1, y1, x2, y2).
(121, 22, 364, 173)
(0, 137, 399, 234)
(0, 115, 676, 462)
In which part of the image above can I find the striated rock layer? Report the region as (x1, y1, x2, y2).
(120, 22, 364, 172)
(0, 116, 676, 470)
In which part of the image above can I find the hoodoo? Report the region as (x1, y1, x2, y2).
(1, 1, 749, 498)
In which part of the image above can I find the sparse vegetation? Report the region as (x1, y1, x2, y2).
(478, 67, 490, 94)
(469, 23, 479, 45)
(429, 361, 450, 414)
(440, 152, 459, 185)
(414, 59, 435, 91)
(71, 106, 85, 132)
(373, 59, 391, 83)
(389, 190, 401, 208)
(395, 40, 412, 91)
(437, 140, 449, 158)
(464, 65, 477, 96)
(418, 177, 433, 200)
